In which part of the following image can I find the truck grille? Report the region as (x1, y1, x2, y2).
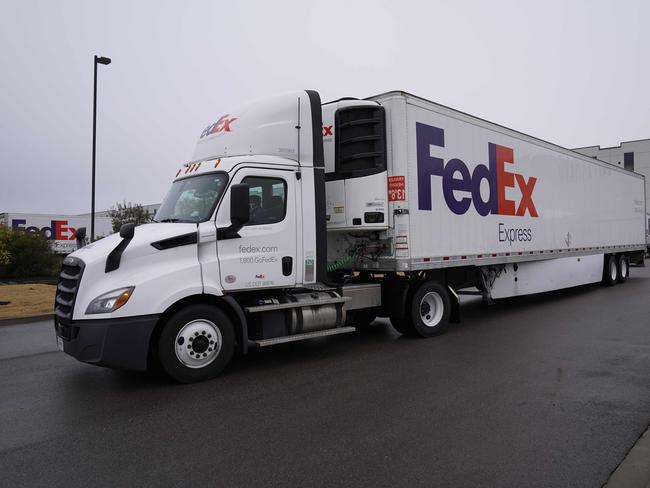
(54, 256, 84, 320)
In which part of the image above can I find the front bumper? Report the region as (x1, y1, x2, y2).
(54, 314, 159, 371)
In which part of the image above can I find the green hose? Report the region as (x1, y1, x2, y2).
(327, 254, 355, 273)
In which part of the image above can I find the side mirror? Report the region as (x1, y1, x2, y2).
(230, 184, 250, 227)
(217, 183, 249, 240)
(75, 227, 87, 249)
(119, 223, 136, 239)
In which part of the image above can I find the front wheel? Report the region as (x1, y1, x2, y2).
(158, 304, 235, 383)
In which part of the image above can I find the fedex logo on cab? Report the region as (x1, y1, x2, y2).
(416, 122, 538, 218)
(200, 114, 237, 139)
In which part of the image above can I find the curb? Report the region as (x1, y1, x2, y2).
(603, 425, 650, 488)
(0, 314, 54, 326)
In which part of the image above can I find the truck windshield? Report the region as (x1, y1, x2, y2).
(154, 172, 228, 223)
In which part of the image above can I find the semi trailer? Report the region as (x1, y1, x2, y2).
(54, 90, 646, 382)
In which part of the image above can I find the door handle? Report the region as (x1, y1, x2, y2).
(282, 256, 293, 276)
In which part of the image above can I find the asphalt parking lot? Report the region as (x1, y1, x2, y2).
(1, 266, 650, 487)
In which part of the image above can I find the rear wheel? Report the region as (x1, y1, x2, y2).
(617, 255, 628, 283)
(408, 281, 451, 337)
(603, 254, 618, 286)
(158, 304, 235, 383)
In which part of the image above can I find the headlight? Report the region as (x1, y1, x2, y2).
(86, 287, 135, 314)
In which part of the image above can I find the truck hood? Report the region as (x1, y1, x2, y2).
(68, 222, 205, 320)
(70, 222, 199, 267)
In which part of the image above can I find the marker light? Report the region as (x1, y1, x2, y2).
(86, 287, 135, 314)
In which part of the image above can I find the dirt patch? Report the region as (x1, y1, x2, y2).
(0, 284, 56, 319)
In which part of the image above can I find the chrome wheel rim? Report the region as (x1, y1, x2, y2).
(620, 258, 628, 278)
(175, 319, 222, 368)
(419, 291, 444, 327)
(610, 260, 617, 281)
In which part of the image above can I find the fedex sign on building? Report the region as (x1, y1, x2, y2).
(0, 213, 112, 253)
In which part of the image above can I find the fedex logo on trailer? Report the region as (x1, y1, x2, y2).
(416, 122, 538, 217)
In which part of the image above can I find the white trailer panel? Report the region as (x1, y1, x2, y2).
(489, 254, 604, 299)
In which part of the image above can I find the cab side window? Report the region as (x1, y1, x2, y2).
(242, 176, 287, 225)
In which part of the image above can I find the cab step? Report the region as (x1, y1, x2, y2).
(253, 326, 356, 347)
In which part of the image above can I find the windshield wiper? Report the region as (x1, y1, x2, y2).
(157, 218, 181, 223)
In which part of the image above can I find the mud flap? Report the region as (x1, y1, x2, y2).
(381, 276, 410, 323)
(447, 286, 461, 323)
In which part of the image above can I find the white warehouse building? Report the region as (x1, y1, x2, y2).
(573, 139, 650, 217)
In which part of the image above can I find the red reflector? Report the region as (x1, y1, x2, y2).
(461, 256, 467, 259)
(492, 253, 497, 257)
(443, 257, 449, 261)
(423, 257, 430, 262)
(477, 255, 483, 258)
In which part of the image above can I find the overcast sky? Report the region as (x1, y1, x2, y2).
(1, 0, 648, 215)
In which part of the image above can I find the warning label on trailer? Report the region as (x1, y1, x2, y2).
(388, 176, 406, 201)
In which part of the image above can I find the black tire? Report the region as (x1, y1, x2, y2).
(617, 255, 629, 283)
(603, 254, 618, 286)
(158, 304, 235, 383)
(408, 281, 451, 337)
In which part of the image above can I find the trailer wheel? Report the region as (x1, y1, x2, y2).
(617, 255, 629, 283)
(409, 281, 451, 337)
(603, 255, 618, 286)
(158, 304, 235, 383)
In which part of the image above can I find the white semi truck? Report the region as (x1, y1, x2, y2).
(54, 90, 646, 382)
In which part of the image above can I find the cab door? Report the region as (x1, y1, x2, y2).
(217, 167, 297, 290)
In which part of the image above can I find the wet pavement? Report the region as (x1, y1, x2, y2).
(1, 266, 650, 487)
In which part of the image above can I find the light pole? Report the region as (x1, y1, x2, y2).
(92, 55, 111, 242)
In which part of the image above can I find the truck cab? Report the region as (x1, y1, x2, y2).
(55, 90, 360, 382)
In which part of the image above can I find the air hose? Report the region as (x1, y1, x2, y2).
(327, 254, 356, 273)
